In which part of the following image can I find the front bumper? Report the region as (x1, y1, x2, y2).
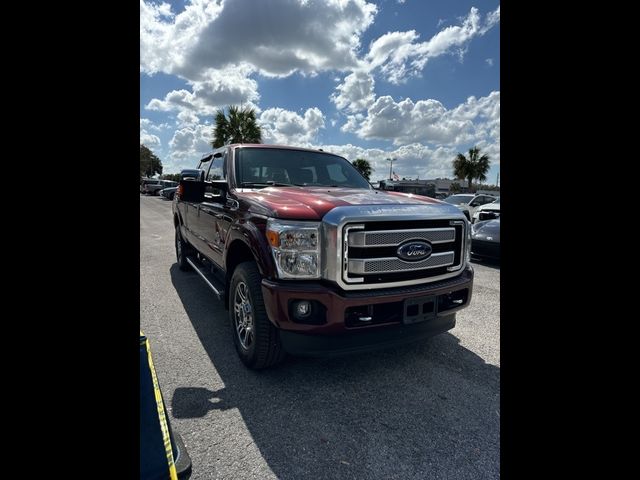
(471, 239, 500, 259)
(261, 265, 473, 356)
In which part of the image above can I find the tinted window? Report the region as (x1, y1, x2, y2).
(235, 148, 371, 189)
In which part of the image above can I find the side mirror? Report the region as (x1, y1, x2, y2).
(180, 168, 205, 182)
(208, 179, 229, 199)
(178, 179, 205, 203)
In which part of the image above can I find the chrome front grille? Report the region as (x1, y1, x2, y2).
(348, 228, 455, 247)
(342, 220, 465, 288)
(349, 252, 455, 274)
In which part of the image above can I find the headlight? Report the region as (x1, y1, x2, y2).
(465, 222, 472, 263)
(266, 219, 321, 279)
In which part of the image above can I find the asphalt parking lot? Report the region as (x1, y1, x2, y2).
(140, 194, 500, 480)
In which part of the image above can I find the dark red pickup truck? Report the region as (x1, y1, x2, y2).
(173, 144, 473, 369)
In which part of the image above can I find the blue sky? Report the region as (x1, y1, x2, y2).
(140, 0, 500, 183)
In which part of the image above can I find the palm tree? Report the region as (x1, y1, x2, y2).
(453, 146, 490, 192)
(352, 158, 373, 180)
(212, 105, 262, 148)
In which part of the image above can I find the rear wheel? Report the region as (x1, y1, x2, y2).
(229, 262, 285, 369)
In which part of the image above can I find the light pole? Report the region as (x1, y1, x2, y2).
(386, 157, 397, 180)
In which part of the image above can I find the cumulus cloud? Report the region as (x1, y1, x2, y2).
(346, 90, 499, 148)
(144, 66, 261, 120)
(331, 5, 500, 114)
(168, 124, 213, 163)
(141, 0, 377, 79)
(311, 143, 459, 181)
(259, 107, 325, 145)
(140, 130, 161, 150)
(140, 118, 164, 149)
(331, 70, 376, 113)
(364, 6, 500, 84)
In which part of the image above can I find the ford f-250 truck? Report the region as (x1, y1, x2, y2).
(173, 144, 473, 369)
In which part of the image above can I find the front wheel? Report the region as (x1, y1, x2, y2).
(229, 262, 286, 369)
(175, 226, 192, 271)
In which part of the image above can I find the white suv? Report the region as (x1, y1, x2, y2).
(472, 196, 500, 223)
(443, 194, 497, 221)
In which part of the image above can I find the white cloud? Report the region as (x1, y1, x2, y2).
(140, 0, 224, 75)
(331, 70, 376, 113)
(310, 143, 457, 181)
(177, 110, 200, 127)
(140, 130, 161, 150)
(141, 0, 377, 79)
(140, 118, 164, 149)
(341, 113, 365, 133)
(168, 124, 213, 164)
(348, 90, 499, 147)
(145, 66, 261, 120)
(364, 6, 500, 84)
(259, 107, 325, 145)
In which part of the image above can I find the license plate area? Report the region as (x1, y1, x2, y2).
(403, 295, 437, 324)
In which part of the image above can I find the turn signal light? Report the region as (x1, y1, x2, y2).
(266, 230, 280, 247)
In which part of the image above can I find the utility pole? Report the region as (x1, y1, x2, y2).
(386, 157, 397, 180)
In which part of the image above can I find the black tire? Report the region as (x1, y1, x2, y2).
(175, 226, 192, 271)
(229, 261, 286, 369)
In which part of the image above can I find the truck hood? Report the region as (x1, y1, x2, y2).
(236, 186, 445, 220)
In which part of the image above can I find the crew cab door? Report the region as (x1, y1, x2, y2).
(190, 149, 230, 268)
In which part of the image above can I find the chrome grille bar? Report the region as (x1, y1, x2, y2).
(348, 251, 455, 275)
(348, 227, 455, 247)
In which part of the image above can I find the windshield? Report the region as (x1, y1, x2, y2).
(444, 194, 474, 205)
(234, 148, 371, 189)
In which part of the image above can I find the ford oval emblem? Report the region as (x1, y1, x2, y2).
(397, 241, 432, 261)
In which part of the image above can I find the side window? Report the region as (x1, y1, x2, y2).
(198, 159, 212, 181)
(207, 152, 225, 181)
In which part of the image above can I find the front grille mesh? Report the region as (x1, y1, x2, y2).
(350, 252, 455, 274)
(350, 228, 455, 246)
(343, 221, 463, 286)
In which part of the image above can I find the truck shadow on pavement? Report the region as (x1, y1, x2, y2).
(170, 264, 500, 479)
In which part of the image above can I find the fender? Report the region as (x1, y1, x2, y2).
(224, 217, 276, 279)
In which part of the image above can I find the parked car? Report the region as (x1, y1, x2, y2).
(471, 196, 500, 223)
(173, 144, 474, 369)
(141, 178, 161, 194)
(470, 217, 500, 260)
(146, 180, 178, 196)
(160, 187, 178, 200)
(443, 193, 497, 221)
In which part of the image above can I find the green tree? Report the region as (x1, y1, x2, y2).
(450, 182, 462, 194)
(453, 146, 490, 192)
(212, 105, 262, 148)
(351, 158, 373, 180)
(140, 144, 163, 179)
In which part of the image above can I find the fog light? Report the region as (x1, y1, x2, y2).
(294, 300, 312, 318)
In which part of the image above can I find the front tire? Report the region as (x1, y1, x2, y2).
(229, 262, 285, 369)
